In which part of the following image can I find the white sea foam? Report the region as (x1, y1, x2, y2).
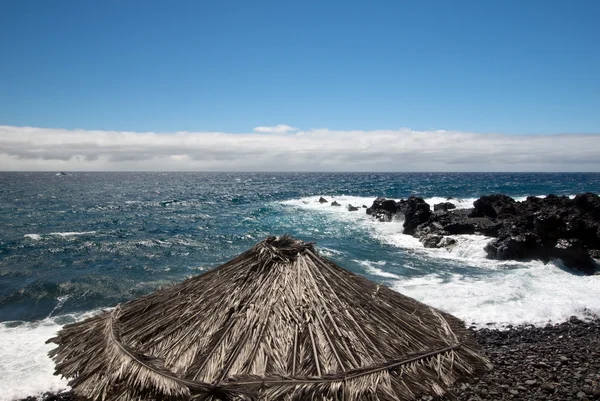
(423, 196, 477, 210)
(0, 310, 101, 401)
(49, 231, 96, 237)
(318, 247, 343, 258)
(395, 262, 600, 328)
(47, 295, 71, 318)
(354, 260, 400, 279)
(24, 234, 42, 240)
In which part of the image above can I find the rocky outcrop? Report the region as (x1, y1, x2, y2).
(347, 204, 359, 212)
(366, 197, 398, 221)
(366, 193, 600, 275)
(469, 194, 517, 219)
(331, 201, 341, 207)
(396, 197, 432, 235)
(366, 196, 432, 234)
(483, 192, 600, 275)
(319, 197, 328, 203)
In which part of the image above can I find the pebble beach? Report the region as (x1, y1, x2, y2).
(439, 317, 600, 401)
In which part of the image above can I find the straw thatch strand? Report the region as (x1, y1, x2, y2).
(48, 235, 488, 400)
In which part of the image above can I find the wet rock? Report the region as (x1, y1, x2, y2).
(331, 201, 341, 207)
(318, 197, 328, 203)
(396, 196, 432, 235)
(366, 197, 397, 221)
(434, 202, 456, 212)
(485, 234, 537, 260)
(552, 239, 597, 275)
(470, 194, 516, 219)
(347, 204, 359, 212)
(421, 234, 444, 248)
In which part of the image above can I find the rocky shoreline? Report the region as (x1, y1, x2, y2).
(365, 193, 600, 275)
(436, 316, 600, 401)
(20, 317, 600, 401)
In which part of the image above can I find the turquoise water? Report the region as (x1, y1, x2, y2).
(1, 172, 600, 399)
(2, 172, 599, 322)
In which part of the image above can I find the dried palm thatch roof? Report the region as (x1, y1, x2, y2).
(48, 235, 488, 401)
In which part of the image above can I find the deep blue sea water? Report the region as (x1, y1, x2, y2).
(1, 172, 600, 399)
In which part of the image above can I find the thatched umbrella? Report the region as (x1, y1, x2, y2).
(48, 235, 487, 401)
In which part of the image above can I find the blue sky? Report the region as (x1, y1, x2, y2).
(1, 0, 599, 134)
(1, 1, 600, 171)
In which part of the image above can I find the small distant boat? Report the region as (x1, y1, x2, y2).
(55, 172, 68, 176)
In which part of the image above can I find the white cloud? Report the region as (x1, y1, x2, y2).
(253, 124, 297, 134)
(0, 125, 599, 171)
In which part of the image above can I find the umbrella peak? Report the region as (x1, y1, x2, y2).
(250, 235, 315, 263)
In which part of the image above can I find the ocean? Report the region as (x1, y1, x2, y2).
(1, 172, 600, 400)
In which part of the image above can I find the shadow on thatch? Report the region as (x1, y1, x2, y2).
(48, 235, 488, 401)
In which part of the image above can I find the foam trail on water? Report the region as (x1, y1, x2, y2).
(49, 231, 96, 237)
(0, 311, 100, 401)
(24, 234, 42, 240)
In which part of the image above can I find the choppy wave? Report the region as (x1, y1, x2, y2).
(395, 261, 600, 327)
(23, 231, 97, 240)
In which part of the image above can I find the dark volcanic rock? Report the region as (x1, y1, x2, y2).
(366, 197, 398, 221)
(421, 234, 457, 249)
(470, 194, 517, 219)
(396, 197, 432, 235)
(421, 234, 445, 248)
(574, 192, 600, 218)
(434, 202, 456, 212)
(417, 208, 501, 237)
(347, 204, 359, 212)
(552, 239, 597, 275)
(365, 196, 432, 234)
(318, 196, 328, 203)
(534, 212, 566, 240)
(485, 234, 539, 260)
(482, 192, 600, 274)
(331, 201, 341, 207)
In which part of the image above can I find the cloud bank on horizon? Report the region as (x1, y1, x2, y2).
(1, 125, 598, 172)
